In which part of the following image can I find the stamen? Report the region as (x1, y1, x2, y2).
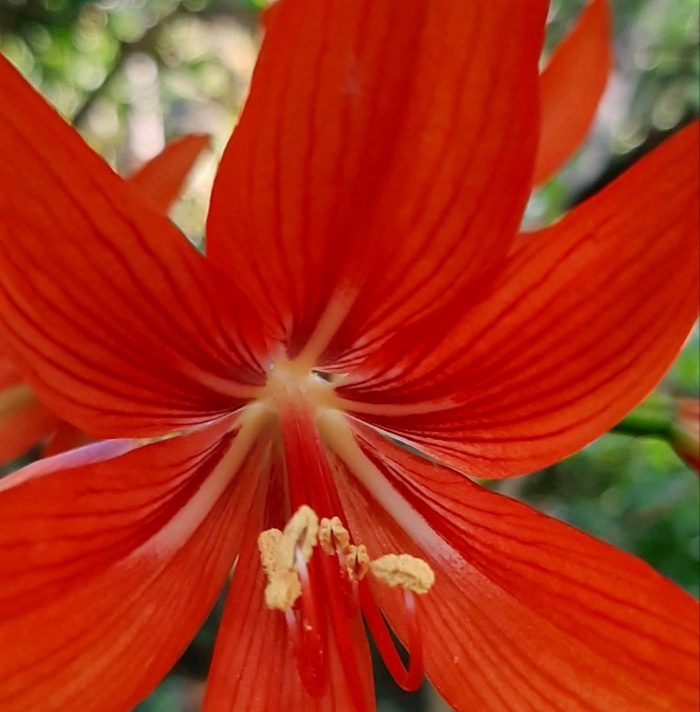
(258, 529, 302, 610)
(257, 509, 326, 696)
(316, 546, 372, 712)
(370, 553, 435, 595)
(359, 582, 426, 693)
(347, 544, 370, 581)
(281, 505, 319, 564)
(257, 506, 319, 610)
(402, 588, 424, 692)
(319, 516, 350, 555)
(319, 516, 370, 581)
(291, 547, 326, 697)
(359, 554, 434, 692)
(319, 516, 365, 617)
(258, 505, 435, 701)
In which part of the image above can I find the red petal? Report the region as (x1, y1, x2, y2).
(207, 0, 547, 361)
(260, 1, 281, 31)
(204, 536, 312, 712)
(339, 122, 700, 477)
(0, 346, 20, 391)
(203, 448, 307, 712)
(533, 0, 612, 187)
(327, 422, 700, 712)
(0, 132, 209, 459)
(0, 55, 265, 439)
(43, 422, 93, 457)
(0, 346, 58, 462)
(0, 380, 59, 462)
(0, 416, 264, 711)
(128, 134, 210, 214)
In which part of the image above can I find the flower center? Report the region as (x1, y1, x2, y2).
(260, 357, 340, 414)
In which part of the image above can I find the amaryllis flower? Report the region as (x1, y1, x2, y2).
(0, 2, 698, 712)
(0, 134, 209, 464)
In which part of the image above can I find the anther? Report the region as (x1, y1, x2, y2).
(257, 506, 319, 611)
(280, 504, 319, 565)
(258, 507, 326, 697)
(319, 516, 369, 581)
(319, 516, 365, 616)
(258, 506, 435, 700)
(370, 553, 435, 595)
(258, 529, 302, 610)
(319, 516, 350, 555)
(348, 543, 370, 581)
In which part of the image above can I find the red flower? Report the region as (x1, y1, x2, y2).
(0, 134, 210, 463)
(0, 1, 698, 711)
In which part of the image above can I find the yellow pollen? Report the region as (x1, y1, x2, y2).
(258, 507, 435, 610)
(258, 529, 301, 610)
(258, 528, 284, 579)
(319, 516, 351, 555)
(319, 516, 370, 580)
(347, 543, 370, 580)
(257, 506, 319, 611)
(264, 569, 302, 611)
(370, 554, 435, 594)
(281, 505, 319, 565)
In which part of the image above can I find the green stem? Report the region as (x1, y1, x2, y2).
(611, 393, 674, 440)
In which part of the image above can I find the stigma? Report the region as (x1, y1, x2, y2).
(258, 506, 435, 707)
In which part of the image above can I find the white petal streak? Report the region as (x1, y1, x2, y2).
(319, 409, 462, 570)
(134, 406, 266, 561)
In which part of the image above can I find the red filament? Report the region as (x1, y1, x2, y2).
(358, 581, 424, 692)
(286, 548, 326, 697)
(290, 541, 426, 705)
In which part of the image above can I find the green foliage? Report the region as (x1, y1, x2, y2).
(515, 433, 699, 597)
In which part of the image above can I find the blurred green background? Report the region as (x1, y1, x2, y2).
(0, 0, 698, 710)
